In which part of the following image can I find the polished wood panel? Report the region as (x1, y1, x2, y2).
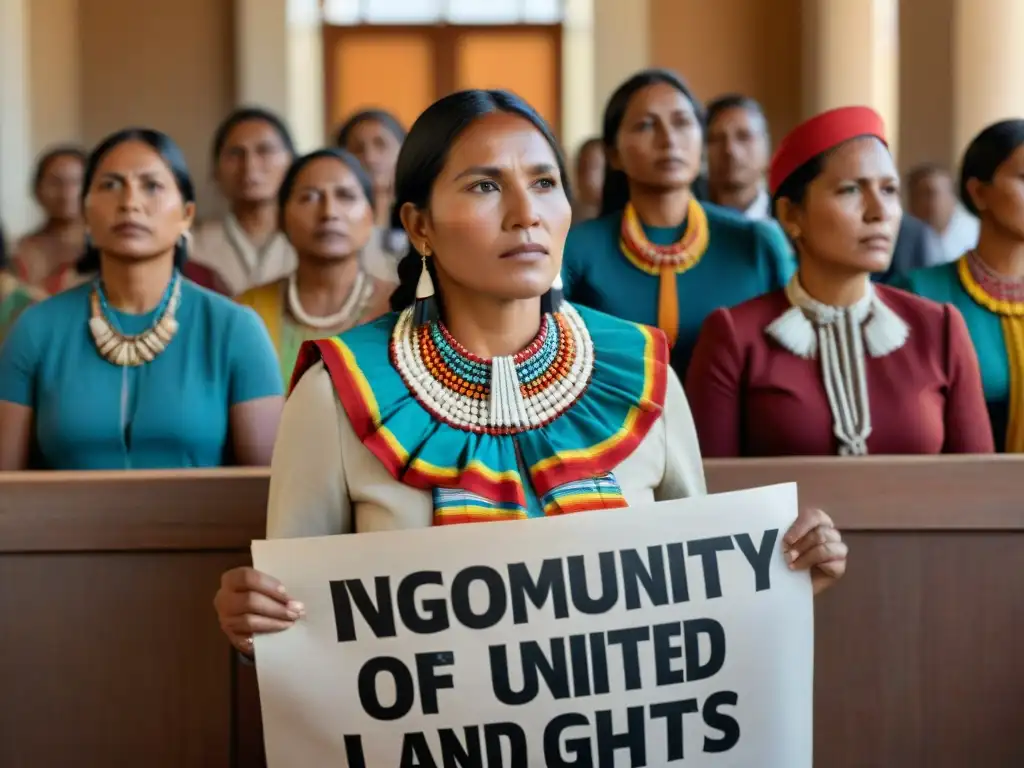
(1, 458, 1022, 766)
(0, 469, 265, 768)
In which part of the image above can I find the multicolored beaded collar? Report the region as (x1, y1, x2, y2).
(959, 252, 1024, 453)
(291, 304, 669, 524)
(390, 305, 593, 434)
(618, 199, 710, 276)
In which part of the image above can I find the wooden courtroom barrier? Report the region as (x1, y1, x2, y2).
(1, 456, 1022, 766)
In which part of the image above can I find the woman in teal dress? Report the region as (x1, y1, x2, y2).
(212, 89, 847, 656)
(898, 120, 1024, 452)
(0, 128, 284, 470)
(562, 69, 794, 376)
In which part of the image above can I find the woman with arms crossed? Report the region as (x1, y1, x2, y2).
(214, 90, 847, 655)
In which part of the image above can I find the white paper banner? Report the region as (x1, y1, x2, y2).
(252, 482, 813, 767)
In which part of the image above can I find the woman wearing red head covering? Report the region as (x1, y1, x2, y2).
(684, 107, 994, 457)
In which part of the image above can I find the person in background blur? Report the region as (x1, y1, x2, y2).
(335, 109, 408, 285)
(899, 120, 1024, 453)
(705, 94, 772, 220)
(0, 223, 44, 345)
(562, 69, 793, 379)
(11, 146, 87, 294)
(0, 128, 283, 470)
(237, 149, 394, 386)
(335, 109, 406, 229)
(572, 138, 605, 223)
(191, 107, 297, 296)
(907, 162, 979, 263)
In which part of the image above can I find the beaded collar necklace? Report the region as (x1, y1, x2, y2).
(961, 250, 1024, 313)
(618, 199, 710, 275)
(389, 304, 594, 434)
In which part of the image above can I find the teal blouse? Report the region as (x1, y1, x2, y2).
(0, 278, 283, 469)
(896, 262, 1010, 450)
(562, 204, 794, 375)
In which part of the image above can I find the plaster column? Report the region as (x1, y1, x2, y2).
(235, 0, 325, 152)
(952, 0, 1024, 161)
(593, 0, 649, 125)
(802, 0, 899, 152)
(0, 0, 34, 236)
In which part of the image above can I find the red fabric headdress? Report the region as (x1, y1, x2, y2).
(768, 106, 888, 196)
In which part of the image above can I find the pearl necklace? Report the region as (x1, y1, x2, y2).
(89, 273, 182, 367)
(286, 269, 372, 330)
(390, 304, 594, 434)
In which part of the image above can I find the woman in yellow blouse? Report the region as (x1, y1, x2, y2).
(236, 149, 395, 385)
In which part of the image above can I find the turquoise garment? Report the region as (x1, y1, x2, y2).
(896, 262, 1010, 449)
(562, 203, 795, 375)
(0, 278, 283, 469)
(291, 304, 668, 524)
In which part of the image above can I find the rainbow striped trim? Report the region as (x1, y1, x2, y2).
(289, 307, 669, 522)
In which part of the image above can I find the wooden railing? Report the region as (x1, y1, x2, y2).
(1, 456, 1022, 767)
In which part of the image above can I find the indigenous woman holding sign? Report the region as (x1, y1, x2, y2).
(213, 90, 848, 655)
(684, 107, 994, 458)
(236, 148, 395, 387)
(898, 120, 1024, 452)
(560, 69, 793, 376)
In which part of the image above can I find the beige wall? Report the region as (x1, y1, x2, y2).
(28, 0, 80, 156)
(79, 0, 236, 217)
(648, 0, 803, 145)
(899, 0, 954, 173)
(6, 0, 1010, 231)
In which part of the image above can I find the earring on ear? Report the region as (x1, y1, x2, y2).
(413, 244, 438, 326)
(541, 272, 563, 315)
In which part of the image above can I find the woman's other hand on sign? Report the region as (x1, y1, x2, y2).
(783, 508, 847, 595)
(214, 567, 305, 657)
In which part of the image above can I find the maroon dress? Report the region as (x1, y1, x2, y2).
(684, 285, 995, 457)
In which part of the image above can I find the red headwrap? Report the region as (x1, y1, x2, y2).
(768, 106, 888, 196)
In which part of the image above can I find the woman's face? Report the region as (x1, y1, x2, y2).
(402, 112, 571, 304)
(780, 137, 901, 275)
(283, 157, 374, 261)
(37, 154, 84, 222)
(611, 82, 703, 193)
(344, 118, 402, 196)
(968, 143, 1024, 239)
(84, 140, 195, 263)
(216, 119, 292, 205)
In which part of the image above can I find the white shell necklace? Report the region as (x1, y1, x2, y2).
(286, 269, 372, 330)
(765, 277, 909, 456)
(390, 303, 595, 434)
(89, 273, 182, 367)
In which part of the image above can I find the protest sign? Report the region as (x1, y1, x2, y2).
(252, 483, 813, 767)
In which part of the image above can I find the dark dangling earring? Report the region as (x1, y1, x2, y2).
(413, 244, 438, 326)
(541, 272, 563, 315)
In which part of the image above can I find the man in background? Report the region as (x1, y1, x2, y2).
(705, 94, 771, 220)
(907, 163, 979, 263)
